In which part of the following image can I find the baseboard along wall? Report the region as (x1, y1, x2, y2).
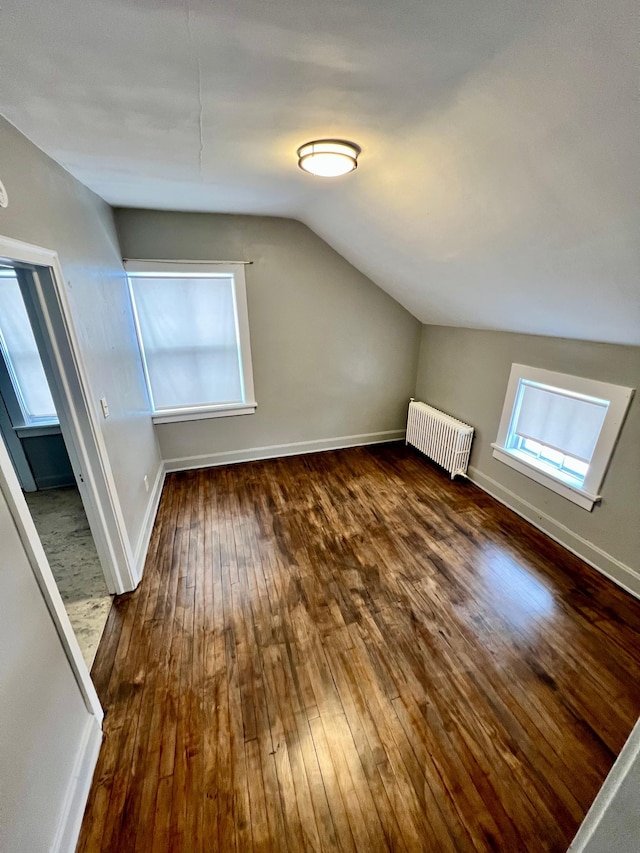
(133, 462, 166, 582)
(51, 715, 102, 853)
(163, 430, 406, 473)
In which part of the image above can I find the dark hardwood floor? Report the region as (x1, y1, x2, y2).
(78, 444, 640, 852)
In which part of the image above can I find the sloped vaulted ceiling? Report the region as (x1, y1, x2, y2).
(0, 0, 638, 343)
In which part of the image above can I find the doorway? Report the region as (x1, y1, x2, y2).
(0, 263, 112, 666)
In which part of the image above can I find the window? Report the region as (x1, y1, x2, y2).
(125, 262, 256, 424)
(0, 268, 57, 426)
(492, 364, 634, 510)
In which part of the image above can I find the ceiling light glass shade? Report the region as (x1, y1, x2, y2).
(297, 139, 361, 177)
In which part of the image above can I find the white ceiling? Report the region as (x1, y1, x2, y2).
(1, 0, 638, 343)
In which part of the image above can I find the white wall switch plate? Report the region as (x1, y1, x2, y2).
(100, 397, 109, 419)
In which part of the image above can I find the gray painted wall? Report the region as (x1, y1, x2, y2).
(0, 117, 162, 552)
(0, 486, 90, 852)
(415, 325, 640, 576)
(22, 431, 75, 489)
(115, 209, 422, 465)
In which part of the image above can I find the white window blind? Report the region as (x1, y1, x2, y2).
(126, 262, 256, 423)
(513, 383, 608, 462)
(0, 270, 57, 423)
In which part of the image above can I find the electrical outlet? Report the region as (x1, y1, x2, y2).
(144, 474, 149, 492)
(100, 397, 109, 419)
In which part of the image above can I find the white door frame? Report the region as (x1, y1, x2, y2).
(0, 233, 138, 594)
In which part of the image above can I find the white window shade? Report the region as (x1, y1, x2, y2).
(0, 271, 57, 422)
(126, 262, 256, 423)
(514, 383, 608, 462)
(131, 275, 242, 410)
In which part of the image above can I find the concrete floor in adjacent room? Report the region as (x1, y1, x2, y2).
(25, 485, 112, 667)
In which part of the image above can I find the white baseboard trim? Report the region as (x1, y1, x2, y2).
(467, 466, 640, 601)
(52, 715, 102, 853)
(164, 430, 406, 473)
(133, 462, 166, 581)
(569, 717, 640, 851)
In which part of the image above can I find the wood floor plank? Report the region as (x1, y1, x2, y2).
(78, 444, 640, 852)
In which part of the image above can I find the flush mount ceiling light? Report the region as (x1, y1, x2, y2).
(297, 139, 361, 177)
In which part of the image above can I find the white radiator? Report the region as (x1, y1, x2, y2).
(406, 399, 474, 479)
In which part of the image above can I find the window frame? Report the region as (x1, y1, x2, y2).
(492, 364, 634, 511)
(0, 268, 59, 428)
(125, 261, 256, 424)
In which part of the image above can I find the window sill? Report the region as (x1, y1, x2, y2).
(491, 444, 600, 511)
(152, 402, 257, 425)
(14, 422, 61, 438)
